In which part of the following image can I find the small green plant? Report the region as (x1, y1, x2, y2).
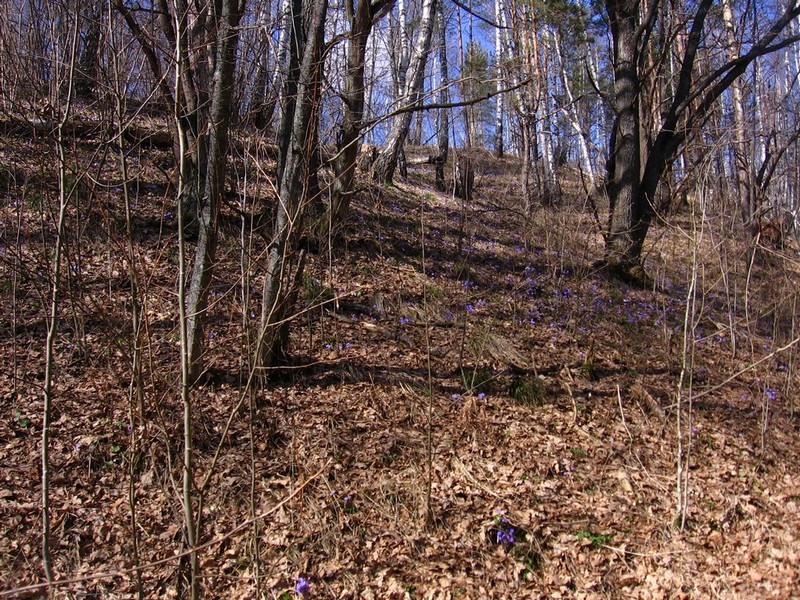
(513, 545, 541, 580)
(461, 365, 493, 392)
(509, 375, 544, 405)
(570, 447, 587, 458)
(575, 529, 612, 549)
(339, 494, 357, 514)
(356, 263, 375, 275)
(425, 284, 444, 300)
(579, 356, 596, 380)
(454, 261, 472, 281)
(13, 408, 31, 428)
(24, 192, 45, 210)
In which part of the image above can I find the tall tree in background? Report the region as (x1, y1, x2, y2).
(372, 0, 438, 183)
(248, 0, 293, 130)
(494, 0, 506, 158)
(329, 0, 394, 233)
(75, 0, 104, 100)
(434, 0, 450, 190)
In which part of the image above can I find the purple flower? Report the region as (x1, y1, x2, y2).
(399, 317, 411, 325)
(477, 392, 486, 399)
(295, 577, 311, 596)
(765, 388, 779, 402)
(466, 304, 475, 312)
(496, 527, 515, 545)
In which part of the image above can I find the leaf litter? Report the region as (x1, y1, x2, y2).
(0, 143, 798, 597)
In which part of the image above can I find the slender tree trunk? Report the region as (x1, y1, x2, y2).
(554, 31, 593, 180)
(257, 0, 328, 371)
(184, 0, 245, 384)
(721, 0, 756, 238)
(372, 0, 438, 183)
(42, 16, 80, 586)
(434, 0, 449, 190)
(268, 0, 295, 132)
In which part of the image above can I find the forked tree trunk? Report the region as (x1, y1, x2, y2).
(329, 0, 393, 235)
(602, 0, 800, 278)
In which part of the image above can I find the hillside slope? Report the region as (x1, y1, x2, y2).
(1, 138, 799, 598)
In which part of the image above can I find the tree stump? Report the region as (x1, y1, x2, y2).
(454, 156, 474, 201)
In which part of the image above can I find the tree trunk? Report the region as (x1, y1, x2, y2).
(603, 0, 642, 271)
(185, 0, 245, 383)
(372, 0, 437, 184)
(721, 0, 756, 239)
(330, 0, 392, 234)
(493, 0, 504, 158)
(75, 0, 103, 100)
(257, 0, 328, 372)
(434, 0, 449, 191)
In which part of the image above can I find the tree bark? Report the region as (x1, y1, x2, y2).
(184, 0, 244, 383)
(372, 0, 437, 184)
(603, 0, 642, 271)
(257, 0, 328, 371)
(330, 0, 393, 234)
(493, 0, 504, 158)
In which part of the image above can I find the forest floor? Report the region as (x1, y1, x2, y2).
(1, 132, 800, 599)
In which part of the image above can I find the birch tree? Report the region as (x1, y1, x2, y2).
(372, 0, 438, 183)
(494, 0, 506, 157)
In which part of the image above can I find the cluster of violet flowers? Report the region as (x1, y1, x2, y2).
(493, 512, 516, 546)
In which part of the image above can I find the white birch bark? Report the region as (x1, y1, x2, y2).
(553, 29, 593, 180)
(494, 0, 504, 157)
(372, 0, 437, 183)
